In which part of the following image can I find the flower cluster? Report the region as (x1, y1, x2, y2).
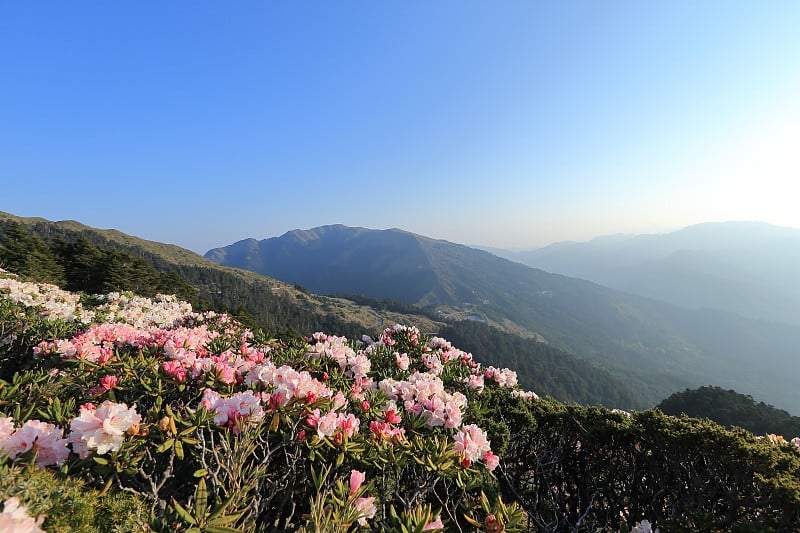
(379, 372, 467, 429)
(245, 362, 334, 406)
(0, 277, 90, 323)
(0, 417, 69, 467)
(307, 333, 371, 380)
(92, 292, 193, 328)
(1, 402, 140, 466)
(200, 389, 265, 434)
(453, 424, 499, 470)
(760, 433, 800, 451)
(68, 401, 142, 458)
(0, 278, 195, 329)
(483, 366, 518, 387)
(378, 324, 422, 347)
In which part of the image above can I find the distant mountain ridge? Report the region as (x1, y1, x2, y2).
(206, 224, 800, 412)
(0, 212, 643, 409)
(493, 221, 800, 325)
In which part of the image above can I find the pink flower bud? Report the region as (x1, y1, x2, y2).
(349, 469, 366, 493)
(100, 375, 118, 390)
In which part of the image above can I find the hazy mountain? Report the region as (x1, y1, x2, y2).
(0, 212, 643, 408)
(207, 224, 800, 412)
(493, 222, 800, 325)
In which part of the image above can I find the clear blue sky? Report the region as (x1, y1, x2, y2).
(2, 2, 798, 253)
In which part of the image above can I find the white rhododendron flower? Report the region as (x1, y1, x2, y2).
(69, 401, 141, 457)
(0, 498, 45, 533)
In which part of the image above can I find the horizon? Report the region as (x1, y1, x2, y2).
(2, 3, 799, 253)
(3, 209, 798, 255)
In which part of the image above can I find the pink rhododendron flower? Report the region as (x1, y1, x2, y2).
(453, 424, 493, 465)
(383, 407, 402, 425)
(0, 417, 14, 441)
(99, 375, 118, 390)
(200, 389, 264, 434)
(369, 420, 406, 442)
(349, 469, 366, 493)
(466, 374, 485, 391)
(0, 420, 69, 467)
(483, 451, 500, 471)
(395, 352, 410, 371)
(161, 360, 187, 382)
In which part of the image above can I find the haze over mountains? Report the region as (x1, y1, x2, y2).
(206, 223, 800, 413)
(491, 222, 800, 326)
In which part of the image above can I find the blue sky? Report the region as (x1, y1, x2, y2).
(1, 2, 798, 253)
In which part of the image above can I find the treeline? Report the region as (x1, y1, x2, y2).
(658, 385, 800, 437)
(328, 292, 441, 321)
(0, 221, 197, 303)
(0, 219, 368, 339)
(440, 321, 645, 409)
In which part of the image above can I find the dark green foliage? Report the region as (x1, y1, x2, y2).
(658, 385, 800, 438)
(440, 321, 645, 409)
(328, 292, 442, 322)
(0, 221, 65, 285)
(0, 221, 199, 304)
(0, 297, 80, 379)
(54, 236, 199, 303)
(0, 459, 148, 532)
(482, 392, 800, 532)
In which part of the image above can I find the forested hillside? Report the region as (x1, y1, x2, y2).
(0, 213, 642, 408)
(658, 386, 800, 437)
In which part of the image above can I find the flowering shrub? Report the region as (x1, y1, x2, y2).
(0, 275, 530, 530)
(3, 272, 800, 531)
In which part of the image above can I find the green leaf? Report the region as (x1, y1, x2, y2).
(171, 499, 198, 525)
(194, 478, 208, 519)
(174, 439, 185, 459)
(208, 511, 245, 527)
(207, 493, 239, 522)
(205, 525, 242, 533)
(92, 456, 109, 465)
(193, 469, 208, 478)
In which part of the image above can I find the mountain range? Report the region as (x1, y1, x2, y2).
(0, 211, 642, 409)
(206, 223, 800, 412)
(489, 221, 800, 326)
